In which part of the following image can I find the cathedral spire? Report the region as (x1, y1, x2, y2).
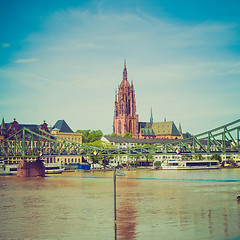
(1, 117, 5, 128)
(0, 117, 7, 137)
(179, 123, 182, 135)
(115, 89, 118, 102)
(123, 59, 127, 82)
(150, 108, 153, 123)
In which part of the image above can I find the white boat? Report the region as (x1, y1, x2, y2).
(0, 161, 64, 175)
(91, 163, 104, 170)
(161, 159, 220, 170)
(44, 163, 64, 174)
(0, 161, 18, 175)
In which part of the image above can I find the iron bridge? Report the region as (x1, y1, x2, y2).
(0, 119, 240, 159)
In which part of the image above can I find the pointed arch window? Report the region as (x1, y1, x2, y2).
(129, 120, 132, 134)
(118, 120, 121, 135)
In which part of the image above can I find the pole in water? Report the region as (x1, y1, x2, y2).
(114, 167, 117, 240)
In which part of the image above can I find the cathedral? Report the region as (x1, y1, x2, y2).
(113, 61, 181, 140)
(113, 60, 139, 137)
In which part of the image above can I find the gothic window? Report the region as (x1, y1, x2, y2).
(129, 120, 132, 133)
(118, 120, 121, 135)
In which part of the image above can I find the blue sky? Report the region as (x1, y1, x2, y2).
(0, 0, 240, 135)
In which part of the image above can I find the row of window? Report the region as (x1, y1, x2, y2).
(46, 157, 82, 164)
(63, 137, 81, 142)
(4, 157, 82, 164)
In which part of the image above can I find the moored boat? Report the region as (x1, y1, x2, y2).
(161, 159, 220, 170)
(0, 161, 65, 175)
(0, 161, 18, 175)
(44, 163, 65, 174)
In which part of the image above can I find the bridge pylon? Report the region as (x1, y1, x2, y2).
(17, 159, 45, 177)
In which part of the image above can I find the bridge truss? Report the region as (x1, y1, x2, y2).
(0, 119, 239, 159)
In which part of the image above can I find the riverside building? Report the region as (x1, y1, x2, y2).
(101, 135, 233, 167)
(48, 120, 83, 164)
(0, 118, 83, 165)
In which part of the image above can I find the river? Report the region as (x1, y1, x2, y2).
(0, 169, 240, 240)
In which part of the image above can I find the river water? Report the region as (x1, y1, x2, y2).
(0, 169, 240, 240)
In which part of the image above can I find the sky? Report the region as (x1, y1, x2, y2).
(0, 0, 240, 135)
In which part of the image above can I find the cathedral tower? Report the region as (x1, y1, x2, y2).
(113, 60, 139, 137)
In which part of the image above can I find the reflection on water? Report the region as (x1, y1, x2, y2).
(0, 169, 240, 240)
(117, 180, 138, 240)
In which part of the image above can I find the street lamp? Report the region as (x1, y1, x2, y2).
(114, 167, 126, 240)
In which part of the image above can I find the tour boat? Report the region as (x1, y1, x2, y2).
(0, 161, 18, 175)
(0, 161, 65, 175)
(161, 159, 220, 170)
(44, 163, 64, 174)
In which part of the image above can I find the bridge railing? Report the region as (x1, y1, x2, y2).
(0, 127, 100, 159)
(0, 119, 240, 159)
(154, 119, 240, 155)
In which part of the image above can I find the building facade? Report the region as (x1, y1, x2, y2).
(0, 118, 51, 164)
(48, 120, 83, 164)
(0, 118, 83, 165)
(101, 135, 234, 167)
(50, 120, 82, 144)
(138, 120, 181, 139)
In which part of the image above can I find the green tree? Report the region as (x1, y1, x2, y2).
(105, 132, 132, 138)
(144, 154, 154, 167)
(76, 130, 103, 143)
(211, 154, 222, 162)
(124, 132, 132, 138)
(105, 133, 123, 137)
(101, 155, 113, 169)
(89, 155, 99, 167)
(130, 154, 141, 167)
(154, 161, 162, 166)
(84, 140, 104, 148)
(84, 140, 116, 148)
(84, 140, 116, 169)
(129, 160, 140, 167)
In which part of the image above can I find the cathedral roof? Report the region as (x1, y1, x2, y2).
(152, 121, 180, 136)
(141, 128, 155, 136)
(139, 121, 180, 136)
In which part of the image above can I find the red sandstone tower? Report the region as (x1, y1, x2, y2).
(113, 60, 139, 137)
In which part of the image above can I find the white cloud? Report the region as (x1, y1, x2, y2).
(14, 58, 38, 63)
(2, 43, 10, 48)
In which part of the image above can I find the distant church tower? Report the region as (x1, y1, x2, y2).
(113, 60, 139, 137)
